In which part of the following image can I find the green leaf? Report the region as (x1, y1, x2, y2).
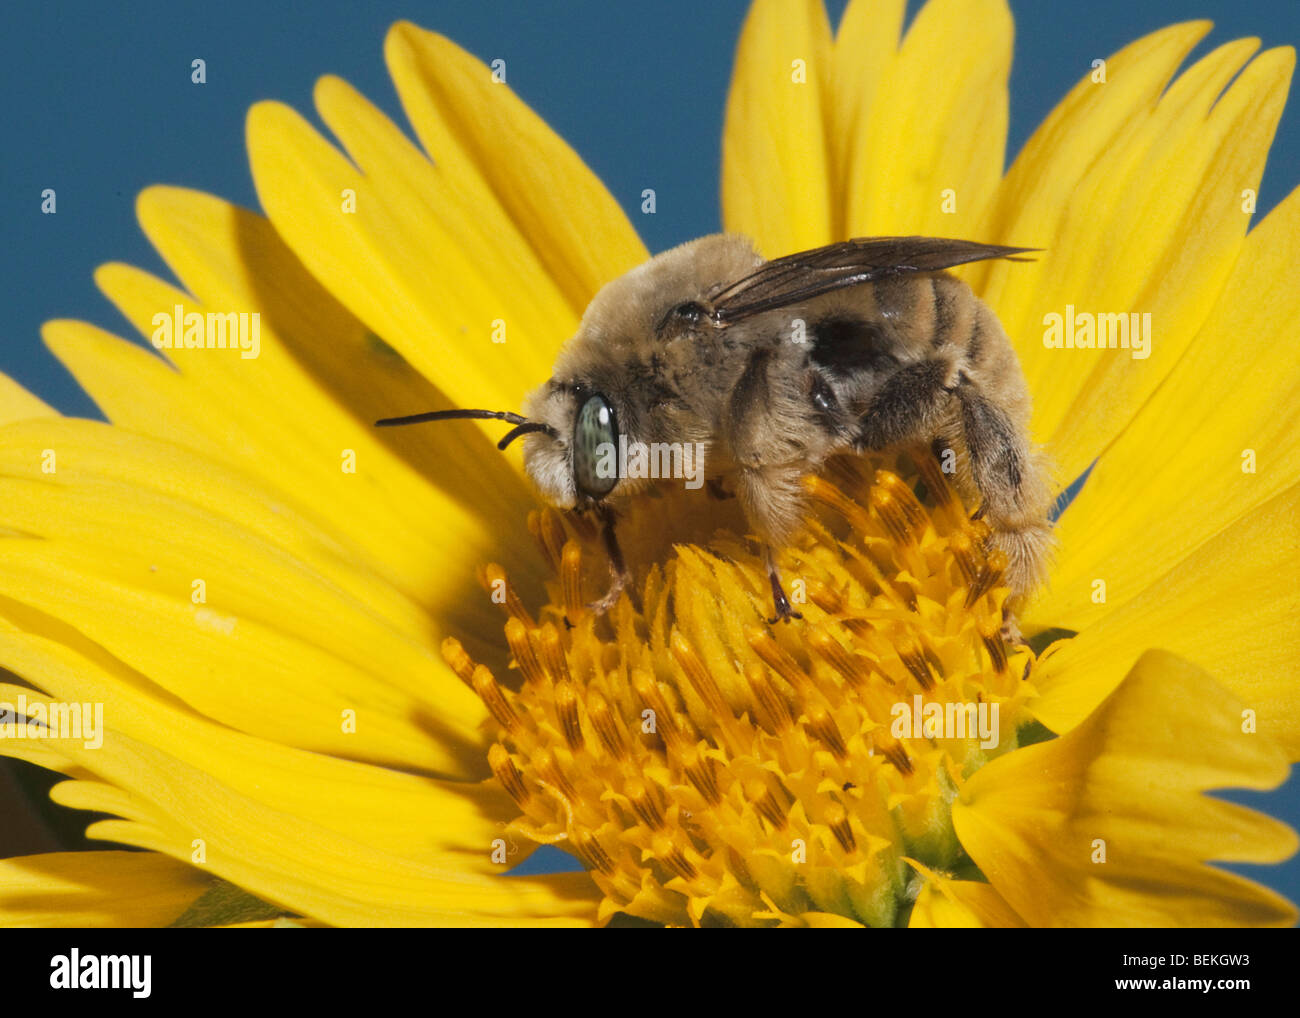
(169, 879, 289, 928)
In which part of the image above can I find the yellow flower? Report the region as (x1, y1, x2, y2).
(1, 0, 1297, 927)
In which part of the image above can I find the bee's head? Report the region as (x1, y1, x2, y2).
(376, 234, 762, 510)
(517, 380, 619, 510)
(518, 234, 761, 509)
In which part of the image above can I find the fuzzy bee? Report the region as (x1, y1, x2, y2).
(378, 235, 1054, 626)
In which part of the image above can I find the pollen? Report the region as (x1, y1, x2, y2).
(445, 454, 1041, 927)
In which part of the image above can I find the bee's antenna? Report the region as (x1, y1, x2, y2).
(496, 422, 556, 450)
(375, 407, 558, 446)
(376, 408, 526, 428)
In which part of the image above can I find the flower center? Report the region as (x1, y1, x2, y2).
(443, 454, 1041, 927)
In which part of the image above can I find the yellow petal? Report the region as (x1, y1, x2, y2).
(828, 0, 907, 222)
(72, 256, 542, 614)
(309, 73, 572, 399)
(953, 650, 1298, 927)
(976, 27, 1292, 483)
(1038, 44, 1291, 475)
(125, 183, 542, 577)
(246, 99, 545, 419)
(842, 0, 1012, 239)
(0, 674, 599, 926)
(907, 881, 1028, 928)
(1030, 483, 1300, 756)
(316, 70, 573, 334)
(907, 881, 980, 927)
(972, 19, 1209, 292)
(1030, 184, 1300, 632)
(0, 657, 492, 869)
(0, 852, 209, 928)
(82, 814, 600, 927)
(383, 22, 647, 312)
(0, 419, 489, 776)
(723, 0, 835, 254)
(971, 20, 1211, 319)
(0, 373, 58, 424)
(904, 859, 1026, 927)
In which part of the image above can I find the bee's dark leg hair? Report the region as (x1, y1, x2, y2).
(764, 545, 802, 624)
(954, 378, 1054, 610)
(954, 382, 1026, 520)
(586, 505, 635, 615)
(853, 359, 956, 451)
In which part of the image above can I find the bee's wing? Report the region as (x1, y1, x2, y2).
(711, 236, 1036, 324)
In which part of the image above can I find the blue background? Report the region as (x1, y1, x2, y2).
(3, 0, 1299, 912)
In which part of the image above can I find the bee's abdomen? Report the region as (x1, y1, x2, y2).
(849, 271, 984, 369)
(809, 315, 898, 378)
(805, 272, 1009, 397)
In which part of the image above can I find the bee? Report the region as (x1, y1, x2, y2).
(378, 235, 1053, 628)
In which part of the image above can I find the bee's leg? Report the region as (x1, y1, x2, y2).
(853, 361, 1053, 623)
(953, 381, 1054, 608)
(586, 505, 635, 616)
(853, 359, 957, 451)
(764, 545, 803, 624)
(723, 346, 808, 624)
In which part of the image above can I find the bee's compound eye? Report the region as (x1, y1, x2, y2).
(674, 301, 704, 323)
(573, 394, 619, 499)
